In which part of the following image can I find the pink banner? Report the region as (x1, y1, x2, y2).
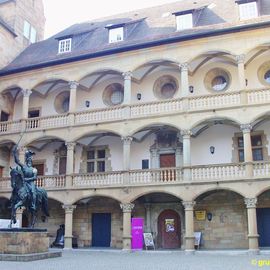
(131, 218, 144, 250)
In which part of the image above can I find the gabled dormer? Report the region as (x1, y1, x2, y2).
(57, 37, 72, 54)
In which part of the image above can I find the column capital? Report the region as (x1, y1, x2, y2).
(21, 89, 32, 97)
(65, 142, 76, 151)
(236, 54, 245, 64)
(244, 198, 257, 208)
(181, 130, 192, 138)
(120, 203, 134, 213)
(179, 62, 189, 71)
(69, 81, 79, 90)
(121, 136, 133, 144)
(62, 204, 77, 213)
(240, 124, 252, 133)
(182, 201, 196, 210)
(122, 71, 132, 80)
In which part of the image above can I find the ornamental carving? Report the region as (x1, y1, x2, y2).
(182, 201, 196, 210)
(62, 204, 77, 213)
(235, 54, 245, 64)
(121, 136, 133, 145)
(244, 198, 257, 208)
(21, 89, 32, 97)
(69, 81, 79, 90)
(120, 203, 134, 212)
(179, 62, 189, 71)
(240, 124, 252, 133)
(122, 71, 132, 80)
(65, 142, 76, 151)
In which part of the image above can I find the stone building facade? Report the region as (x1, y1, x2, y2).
(0, 0, 45, 68)
(0, 0, 270, 252)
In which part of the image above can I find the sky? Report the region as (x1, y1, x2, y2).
(43, 0, 180, 38)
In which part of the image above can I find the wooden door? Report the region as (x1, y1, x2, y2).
(92, 213, 111, 247)
(157, 209, 181, 249)
(160, 154, 175, 168)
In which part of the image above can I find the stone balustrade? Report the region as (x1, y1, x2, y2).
(0, 88, 269, 136)
(191, 163, 246, 181)
(0, 162, 270, 192)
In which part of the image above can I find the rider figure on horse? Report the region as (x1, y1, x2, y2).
(12, 146, 38, 211)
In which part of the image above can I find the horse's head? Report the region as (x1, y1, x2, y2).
(10, 167, 23, 189)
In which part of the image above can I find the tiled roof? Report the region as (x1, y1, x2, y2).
(1, 0, 270, 75)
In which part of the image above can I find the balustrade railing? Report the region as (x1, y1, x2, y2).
(247, 88, 270, 104)
(36, 175, 66, 188)
(191, 163, 246, 181)
(1, 162, 270, 192)
(0, 88, 270, 135)
(72, 171, 124, 187)
(189, 92, 241, 110)
(253, 162, 270, 177)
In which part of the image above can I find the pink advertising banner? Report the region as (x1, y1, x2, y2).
(131, 218, 144, 250)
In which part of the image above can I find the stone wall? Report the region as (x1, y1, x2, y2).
(194, 191, 248, 249)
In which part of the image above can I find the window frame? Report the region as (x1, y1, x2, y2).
(86, 147, 107, 173)
(58, 38, 72, 54)
(176, 13, 193, 31)
(109, 27, 124, 43)
(238, 1, 258, 20)
(235, 132, 266, 162)
(23, 20, 31, 39)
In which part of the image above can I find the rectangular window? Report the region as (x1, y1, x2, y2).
(58, 38, 72, 53)
(86, 148, 107, 173)
(30, 27, 37, 43)
(109, 27, 123, 43)
(237, 134, 263, 162)
(142, 159, 149, 169)
(239, 2, 258, 20)
(23, 20, 31, 39)
(176, 13, 193, 31)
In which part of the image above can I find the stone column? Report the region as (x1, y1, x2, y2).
(123, 71, 132, 104)
(183, 201, 196, 252)
(121, 136, 133, 170)
(68, 81, 79, 113)
(236, 54, 246, 90)
(62, 204, 76, 249)
(145, 203, 151, 232)
(120, 203, 134, 250)
(240, 124, 253, 177)
(179, 63, 189, 97)
(236, 54, 247, 104)
(22, 89, 32, 119)
(244, 198, 259, 253)
(181, 130, 192, 181)
(18, 146, 26, 163)
(16, 207, 25, 227)
(65, 142, 76, 188)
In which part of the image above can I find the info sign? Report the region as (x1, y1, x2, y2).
(131, 218, 144, 250)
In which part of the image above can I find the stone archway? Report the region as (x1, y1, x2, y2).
(157, 209, 181, 249)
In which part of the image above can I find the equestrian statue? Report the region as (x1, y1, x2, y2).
(9, 145, 49, 228)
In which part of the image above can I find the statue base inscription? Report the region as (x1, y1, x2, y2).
(0, 228, 62, 261)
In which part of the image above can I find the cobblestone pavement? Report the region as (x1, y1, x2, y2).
(1, 250, 270, 270)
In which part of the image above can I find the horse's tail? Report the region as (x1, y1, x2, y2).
(41, 190, 50, 217)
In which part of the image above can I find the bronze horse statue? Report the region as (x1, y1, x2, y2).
(9, 147, 49, 228)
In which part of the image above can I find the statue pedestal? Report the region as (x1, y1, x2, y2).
(0, 228, 62, 261)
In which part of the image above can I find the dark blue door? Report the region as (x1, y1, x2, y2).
(92, 213, 111, 247)
(257, 208, 270, 247)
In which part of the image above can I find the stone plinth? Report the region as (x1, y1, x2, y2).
(0, 228, 49, 254)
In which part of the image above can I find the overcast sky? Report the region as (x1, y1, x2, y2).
(43, 0, 180, 38)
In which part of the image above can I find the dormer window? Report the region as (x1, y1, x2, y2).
(174, 10, 193, 31)
(109, 27, 123, 43)
(237, 1, 258, 20)
(58, 38, 72, 53)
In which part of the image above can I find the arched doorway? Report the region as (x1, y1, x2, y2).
(157, 209, 181, 249)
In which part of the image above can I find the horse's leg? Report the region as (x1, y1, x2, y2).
(30, 211, 37, 228)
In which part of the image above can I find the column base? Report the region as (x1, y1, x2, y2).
(122, 236, 132, 250)
(248, 234, 259, 251)
(185, 236, 195, 251)
(64, 236, 73, 249)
